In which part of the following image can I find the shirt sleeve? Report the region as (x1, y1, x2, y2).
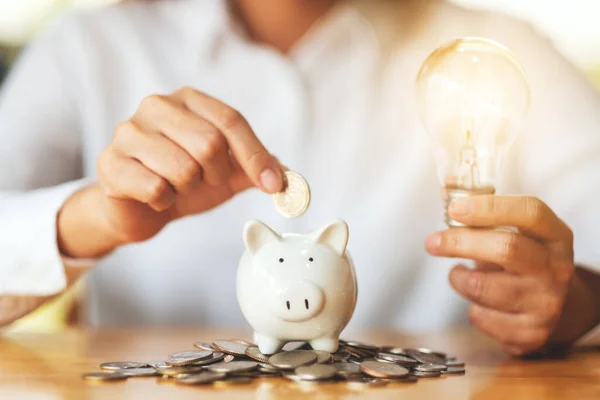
(503, 23, 600, 345)
(0, 15, 94, 323)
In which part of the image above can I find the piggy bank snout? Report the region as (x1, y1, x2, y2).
(274, 281, 325, 322)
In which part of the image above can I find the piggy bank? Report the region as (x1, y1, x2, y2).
(236, 219, 358, 354)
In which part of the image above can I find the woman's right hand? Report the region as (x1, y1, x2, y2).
(58, 87, 284, 257)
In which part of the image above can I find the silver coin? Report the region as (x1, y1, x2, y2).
(446, 359, 465, 368)
(345, 376, 388, 387)
(170, 350, 213, 359)
(406, 349, 446, 365)
(442, 367, 466, 375)
(257, 362, 279, 370)
(360, 360, 409, 379)
(191, 351, 225, 366)
(212, 339, 250, 356)
(282, 341, 309, 352)
(176, 371, 226, 385)
(193, 342, 215, 351)
(223, 354, 235, 363)
(207, 360, 258, 374)
(82, 372, 128, 381)
(413, 363, 448, 372)
(269, 350, 318, 369)
(414, 347, 447, 359)
(334, 362, 362, 378)
(100, 361, 148, 370)
(273, 171, 311, 218)
(146, 361, 168, 368)
(166, 350, 213, 366)
(381, 347, 410, 356)
(313, 350, 332, 364)
(118, 367, 158, 377)
(373, 356, 394, 364)
(282, 373, 304, 382)
(245, 346, 270, 363)
(294, 364, 337, 381)
(376, 352, 418, 366)
(411, 370, 442, 378)
(340, 339, 378, 352)
(332, 350, 351, 362)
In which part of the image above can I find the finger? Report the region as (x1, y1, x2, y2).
(469, 304, 549, 353)
(141, 100, 234, 186)
(175, 87, 283, 193)
(113, 121, 202, 194)
(449, 264, 533, 313)
(448, 195, 572, 243)
(474, 261, 504, 272)
(97, 151, 175, 211)
(426, 228, 550, 276)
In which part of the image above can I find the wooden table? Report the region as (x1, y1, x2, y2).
(1, 327, 599, 399)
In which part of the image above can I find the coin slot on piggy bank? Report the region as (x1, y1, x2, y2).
(236, 219, 358, 355)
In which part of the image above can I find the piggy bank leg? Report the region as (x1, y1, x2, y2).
(309, 337, 339, 353)
(253, 331, 284, 355)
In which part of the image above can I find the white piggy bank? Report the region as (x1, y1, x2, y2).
(236, 219, 358, 354)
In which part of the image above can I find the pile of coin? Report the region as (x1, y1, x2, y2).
(273, 171, 311, 218)
(82, 338, 465, 387)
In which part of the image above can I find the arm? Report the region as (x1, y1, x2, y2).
(0, 18, 91, 326)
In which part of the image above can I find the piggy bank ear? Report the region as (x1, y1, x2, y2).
(311, 219, 349, 256)
(243, 220, 282, 256)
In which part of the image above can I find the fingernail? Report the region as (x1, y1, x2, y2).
(260, 168, 282, 193)
(449, 198, 472, 216)
(425, 233, 442, 252)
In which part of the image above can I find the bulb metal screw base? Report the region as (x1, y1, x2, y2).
(443, 185, 496, 227)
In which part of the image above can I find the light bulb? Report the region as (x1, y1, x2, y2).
(416, 37, 530, 226)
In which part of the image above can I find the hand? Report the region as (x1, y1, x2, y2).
(425, 195, 577, 355)
(58, 87, 284, 257)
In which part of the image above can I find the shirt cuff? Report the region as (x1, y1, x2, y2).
(0, 179, 93, 296)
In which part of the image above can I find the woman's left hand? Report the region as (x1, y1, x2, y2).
(425, 195, 578, 355)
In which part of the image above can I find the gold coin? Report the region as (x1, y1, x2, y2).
(272, 171, 310, 218)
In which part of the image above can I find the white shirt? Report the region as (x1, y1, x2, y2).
(1, 0, 599, 344)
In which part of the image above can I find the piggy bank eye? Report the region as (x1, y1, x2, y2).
(309, 257, 314, 262)
(279, 258, 284, 263)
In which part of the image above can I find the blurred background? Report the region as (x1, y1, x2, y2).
(1, 0, 599, 332)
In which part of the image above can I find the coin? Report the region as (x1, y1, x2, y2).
(166, 350, 212, 366)
(156, 365, 205, 376)
(334, 362, 362, 378)
(442, 367, 466, 375)
(191, 351, 225, 366)
(446, 359, 465, 368)
(332, 350, 351, 362)
(406, 349, 446, 365)
(212, 339, 250, 356)
(272, 171, 311, 218)
(206, 361, 258, 374)
(411, 370, 442, 378)
(170, 350, 213, 359)
(413, 363, 448, 373)
(340, 339, 379, 352)
(147, 361, 168, 368)
(216, 376, 253, 385)
(118, 367, 158, 377)
(359, 361, 410, 379)
(415, 347, 447, 359)
(294, 364, 337, 381)
(245, 346, 270, 363)
(176, 371, 226, 385)
(99, 361, 148, 370)
(269, 350, 318, 369)
(282, 341, 309, 351)
(82, 372, 128, 381)
(376, 352, 418, 366)
(193, 342, 215, 351)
